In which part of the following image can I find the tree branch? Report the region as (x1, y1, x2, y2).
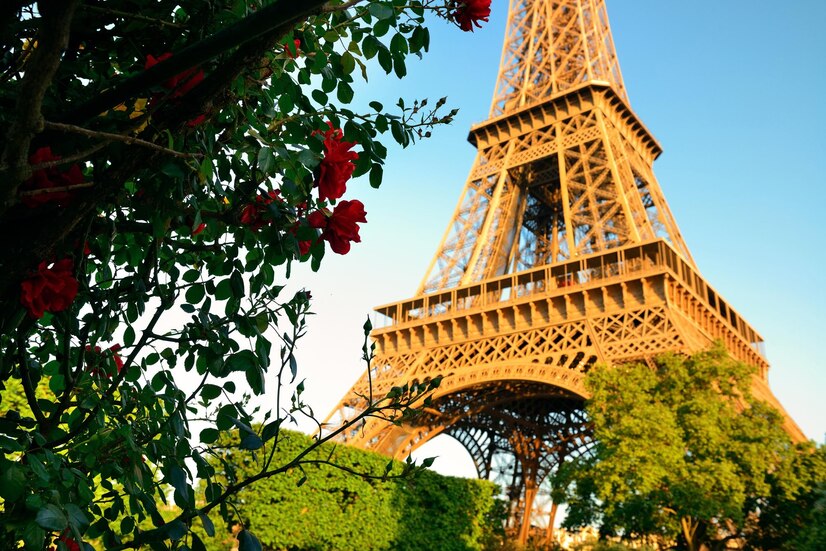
(0, 0, 82, 215)
(63, 0, 332, 125)
(80, 5, 187, 29)
(43, 121, 200, 160)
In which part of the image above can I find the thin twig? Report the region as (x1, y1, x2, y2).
(321, 0, 365, 13)
(18, 182, 95, 197)
(81, 5, 186, 29)
(44, 121, 201, 159)
(24, 142, 108, 171)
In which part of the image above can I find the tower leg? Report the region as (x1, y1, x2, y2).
(518, 482, 538, 545)
(546, 501, 559, 545)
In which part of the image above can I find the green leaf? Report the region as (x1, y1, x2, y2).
(368, 3, 394, 20)
(35, 504, 68, 531)
(240, 433, 264, 450)
(392, 54, 407, 78)
(311, 89, 328, 105)
(162, 519, 187, 541)
(245, 363, 265, 395)
(254, 312, 269, 333)
(215, 278, 232, 301)
(238, 530, 263, 551)
(277, 93, 294, 114)
(182, 269, 200, 283)
(369, 164, 383, 189)
(362, 36, 380, 60)
(369, 101, 383, 112)
(337, 81, 354, 104)
(123, 325, 136, 347)
(340, 52, 355, 75)
(199, 514, 215, 537)
(262, 419, 282, 441)
(120, 515, 136, 535)
(373, 19, 390, 37)
(28, 454, 49, 482)
(377, 47, 392, 73)
(390, 33, 408, 56)
(200, 428, 219, 444)
(0, 465, 26, 501)
(185, 284, 205, 304)
(201, 384, 221, 401)
(257, 148, 276, 175)
(191, 533, 207, 551)
(390, 120, 406, 146)
(288, 355, 297, 383)
(216, 405, 237, 430)
(230, 271, 244, 298)
(225, 350, 257, 374)
(65, 503, 90, 531)
(21, 522, 45, 550)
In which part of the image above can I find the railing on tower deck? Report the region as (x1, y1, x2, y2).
(372, 239, 766, 359)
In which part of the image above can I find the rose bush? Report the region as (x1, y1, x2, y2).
(0, 1, 488, 549)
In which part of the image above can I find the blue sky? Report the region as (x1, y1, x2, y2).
(292, 0, 826, 475)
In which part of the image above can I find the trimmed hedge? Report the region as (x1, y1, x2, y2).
(198, 430, 501, 551)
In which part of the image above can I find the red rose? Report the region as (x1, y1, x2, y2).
(317, 124, 358, 202)
(186, 114, 207, 127)
(145, 53, 204, 98)
(452, 0, 491, 32)
(85, 343, 124, 378)
(20, 259, 79, 319)
(51, 532, 80, 551)
(239, 190, 282, 231)
(310, 200, 367, 255)
(20, 147, 84, 207)
(307, 210, 327, 229)
(284, 38, 301, 59)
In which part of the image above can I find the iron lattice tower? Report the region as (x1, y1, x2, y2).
(326, 0, 803, 542)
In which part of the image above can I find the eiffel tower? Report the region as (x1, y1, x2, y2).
(325, 0, 804, 542)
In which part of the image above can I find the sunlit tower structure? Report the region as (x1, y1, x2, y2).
(326, 0, 803, 542)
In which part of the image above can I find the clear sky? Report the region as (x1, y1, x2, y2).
(290, 0, 826, 476)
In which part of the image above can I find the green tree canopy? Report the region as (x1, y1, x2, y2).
(558, 346, 796, 551)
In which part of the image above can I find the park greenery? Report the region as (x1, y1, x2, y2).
(0, 0, 492, 549)
(556, 347, 826, 551)
(194, 429, 503, 551)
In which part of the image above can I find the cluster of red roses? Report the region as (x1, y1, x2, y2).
(19, 259, 79, 319)
(310, 124, 367, 255)
(452, 0, 492, 32)
(144, 52, 206, 126)
(16, 52, 212, 318)
(19, 146, 85, 207)
(239, 123, 366, 256)
(144, 53, 204, 98)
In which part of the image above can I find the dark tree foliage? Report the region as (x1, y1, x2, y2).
(744, 442, 826, 551)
